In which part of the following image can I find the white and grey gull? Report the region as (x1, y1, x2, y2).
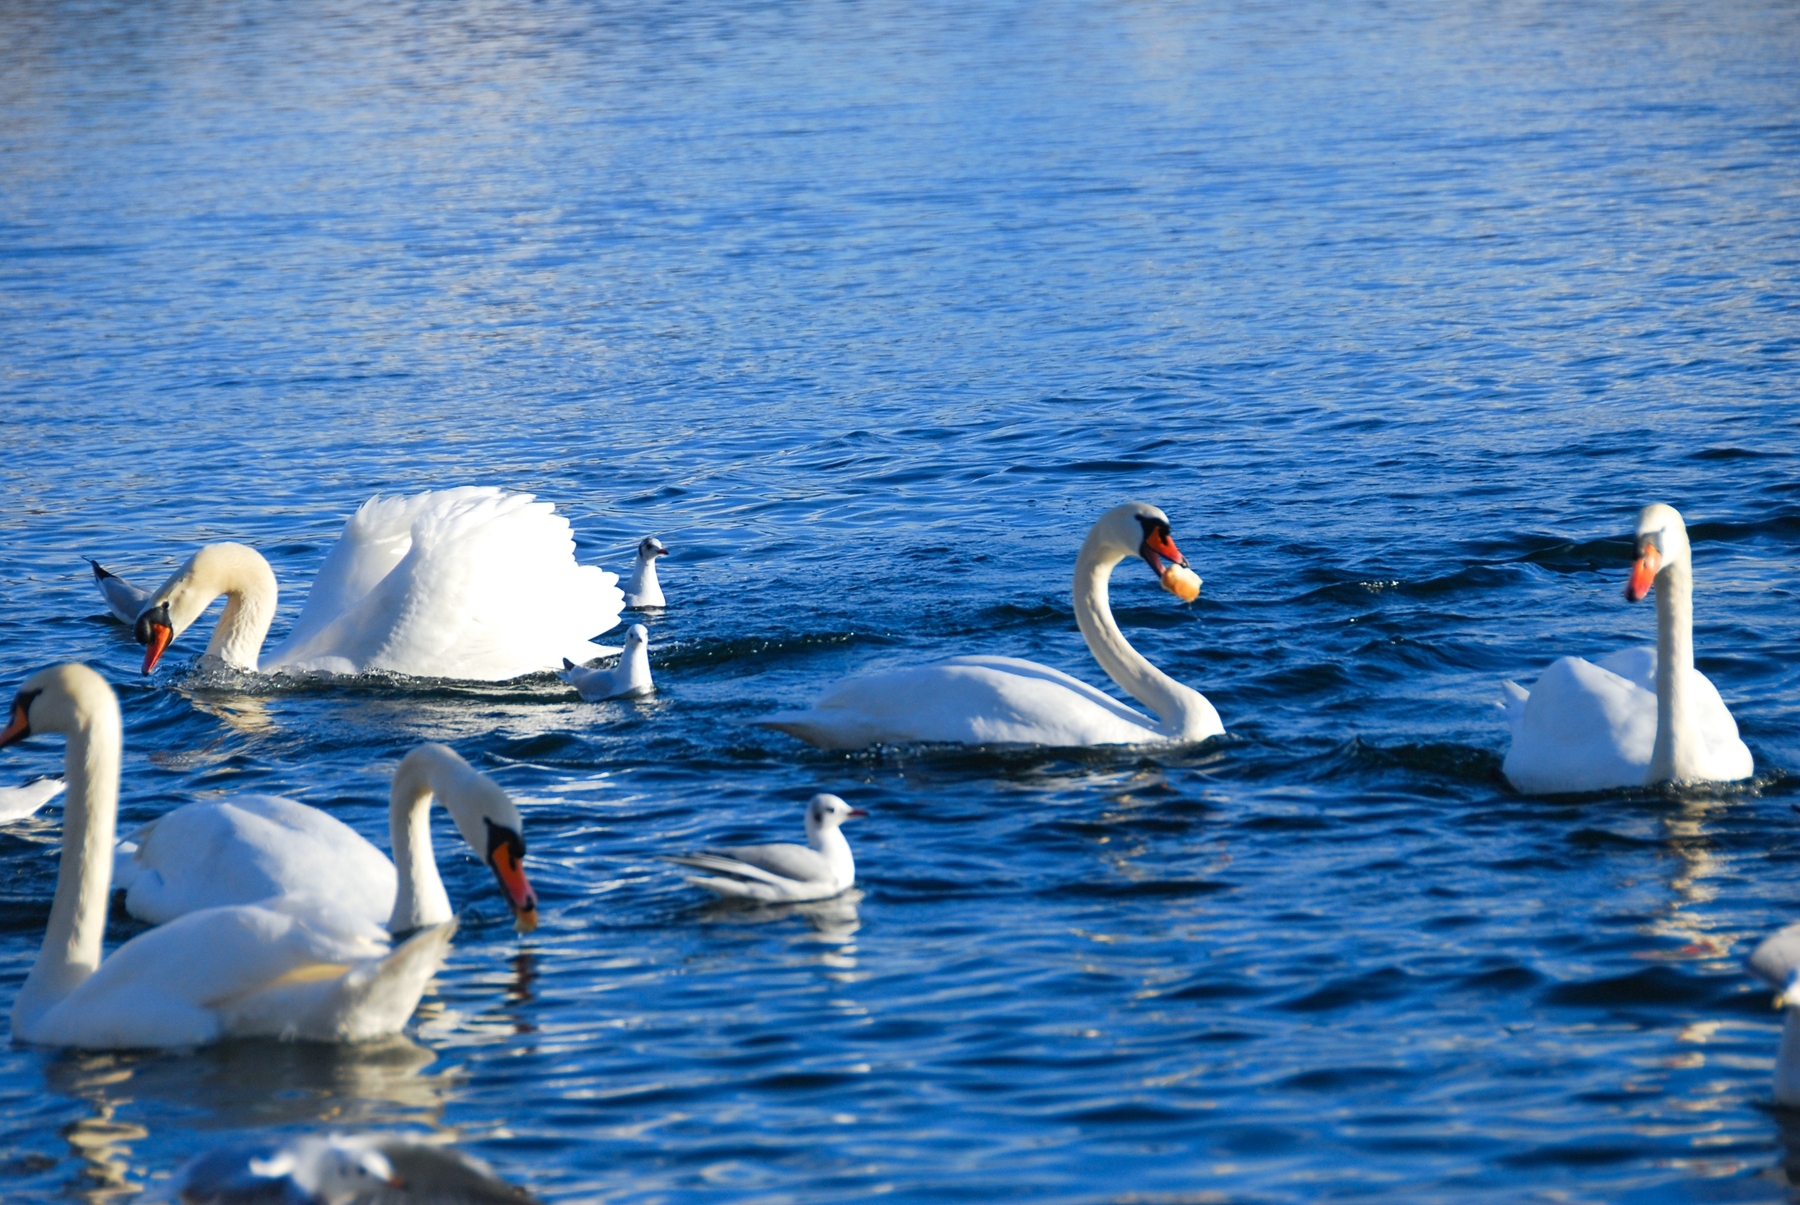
(622, 536, 669, 608)
(560, 623, 654, 701)
(664, 793, 866, 902)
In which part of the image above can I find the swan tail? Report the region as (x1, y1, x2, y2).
(751, 711, 863, 750)
(312, 917, 457, 1043)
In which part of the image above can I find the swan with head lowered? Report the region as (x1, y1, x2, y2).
(754, 503, 1221, 749)
(114, 743, 538, 935)
(1, 664, 454, 1049)
(1501, 503, 1753, 794)
(113, 488, 623, 681)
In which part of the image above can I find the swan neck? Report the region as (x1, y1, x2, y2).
(1071, 538, 1206, 738)
(203, 548, 278, 672)
(13, 693, 121, 1036)
(1648, 558, 1696, 785)
(387, 756, 453, 934)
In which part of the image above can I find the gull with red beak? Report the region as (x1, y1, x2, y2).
(755, 502, 1221, 748)
(1500, 503, 1752, 794)
(664, 793, 867, 902)
(114, 743, 539, 936)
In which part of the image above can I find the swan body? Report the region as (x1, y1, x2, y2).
(559, 624, 654, 701)
(755, 503, 1223, 750)
(1502, 504, 1752, 794)
(0, 776, 63, 822)
(89, 559, 149, 624)
(1, 664, 453, 1049)
(134, 488, 623, 681)
(1747, 922, 1800, 1105)
(623, 536, 668, 608)
(115, 744, 538, 934)
(665, 793, 866, 902)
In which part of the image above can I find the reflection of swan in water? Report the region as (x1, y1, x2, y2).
(45, 1035, 460, 1200)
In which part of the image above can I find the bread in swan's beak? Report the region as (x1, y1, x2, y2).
(1161, 564, 1202, 602)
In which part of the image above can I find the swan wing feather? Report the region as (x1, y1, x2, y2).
(1503, 655, 1657, 794)
(268, 490, 623, 680)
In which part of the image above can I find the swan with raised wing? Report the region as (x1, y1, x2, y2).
(114, 743, 538, 934)
(754, 503, 1221, 749)
(1, 664, 453, 1049)
(119, 488, 622, 681)
(1501, 503, 1753, 794)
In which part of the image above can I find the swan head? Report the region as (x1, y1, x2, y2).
(399, 744, 539, 933)
(135, 543, 275, 673)
(638, 536, 669, 561)
(1625, 503, 1690, 602)
(0, 664, 115, 746)
(803, 793, 867, 839)
(1092, 503, 1201, 599)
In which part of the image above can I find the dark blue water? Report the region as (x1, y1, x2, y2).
(4, 1, 1800, 1200)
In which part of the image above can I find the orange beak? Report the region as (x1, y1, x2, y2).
(0, 699, 30, 748)
(490, 843, 539, 934)
(1625, 546, 1660, 602)
(1139, 528, 1188, 576)
(141, 623, 173, 675)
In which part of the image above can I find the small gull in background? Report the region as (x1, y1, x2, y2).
(154, 1131, 537, 1204)
(0, 776, 63, 823)
(664, 793, 866, 902)
(560, 624, 653, 701)
(89, 558, 150, 624)
(622, 536, 669, 608)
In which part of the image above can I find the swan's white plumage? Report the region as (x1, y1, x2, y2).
(265, 489, 623, 678)
(114, 795, 398, 927)
(755, 503, 1223, 750)
(1500, 504, 1752, 795)
(5, 664, 453, 1050)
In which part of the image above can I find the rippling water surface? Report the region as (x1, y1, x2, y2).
(4, 1, 1800, 1200)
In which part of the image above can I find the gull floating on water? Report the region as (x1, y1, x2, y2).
(0, 776, 63, 823)
(155, 1131, 537, 1203)
(560, 624, 654, 701)
(89, 558, 150, 624)
(663, 793, 866, 902)
(622, 536, 669, 608)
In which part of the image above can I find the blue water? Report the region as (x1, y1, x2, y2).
(4, 0, 1800, 1199)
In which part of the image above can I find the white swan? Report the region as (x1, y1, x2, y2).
(128, 488, 623, 680)
(1501, 503, 1753, 794)
(1, 664, 454, 1049)
(0, 776, 63, 823)
(114, 743, 538, 934)
(754, 503, 1223, 749)
(559, 624, 654, 701)
(664, 793, 866, 902)
(623, 536, 669, 608)
(1747, 921, 1800, 1105)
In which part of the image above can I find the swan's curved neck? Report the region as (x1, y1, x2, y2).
(1648, 558, 1696, 785)
(13, 697, 121, 1036)
(387, 754, 455, 934)
(188, 546, 279, 672)
(1071, 538, 1213, 739)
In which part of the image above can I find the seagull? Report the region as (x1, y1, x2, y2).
(559, 623, 653, 701)
(0, 776, 63, 823)
(622, 536, 669, 608)
(1749, 922, 1800, 1106)
(663, 793, 867, 902)
(155, 1131, 538, 1204)
(88, 559, 150, 624)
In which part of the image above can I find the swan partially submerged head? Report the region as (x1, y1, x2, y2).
(1626, 503, 1690, 603)
(135, 543, 278, 674)
(392, 743, 538, 934)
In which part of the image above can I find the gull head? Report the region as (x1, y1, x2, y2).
(804, 792, 868, 838)
(638, 536, 669, 560)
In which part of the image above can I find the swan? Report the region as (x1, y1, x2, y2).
(1747, 921, 1800, 1105)
(664, 793, 866, 902)
(89, 559, 148, 624)
(622, 536, 669, 608)
(0, 664, 454, 1049)
(559, 624, 654, 701)
(0, 776, 63, 823)
(113, 743, 538, 934)
(1501, 504, 1753, 794)
(126, 488, 623, 680)
(754, 502, 1222, 749)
